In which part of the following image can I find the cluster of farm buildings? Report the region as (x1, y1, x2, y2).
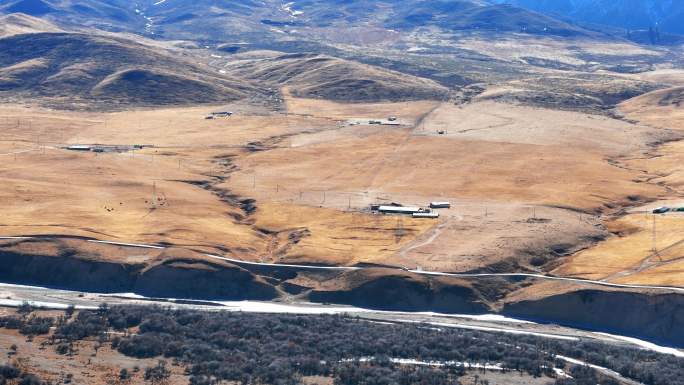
(371, 202, 450, 218)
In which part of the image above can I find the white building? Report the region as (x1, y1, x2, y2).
(429, 202, 451, 209)
(378, 206, 422, 214)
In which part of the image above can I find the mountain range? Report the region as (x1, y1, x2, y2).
(0, 0, 680, 110)
(3, 0, 684, 39)
(0, 0, 600, 39)
(495, 0, 684, 34)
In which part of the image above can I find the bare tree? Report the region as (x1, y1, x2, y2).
(144, 360, 171, 385)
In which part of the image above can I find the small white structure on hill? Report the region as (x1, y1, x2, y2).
(413, 212, 439, 218)
(429, 202, 451, 209)
(66, 145, 92, 151)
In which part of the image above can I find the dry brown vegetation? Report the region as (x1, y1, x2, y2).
(0, 317, 189, 385)
(227, 97, 677, 273)
(3, 65, 684, 311)
(1, 16, 684, 295)
(3, 3, 684, 382)
(0, 13, 62, 37)
(620, 85, 684, 129)
(0, 100, 434, 266)
(2, 87, 681, 282)
(223, 52, 449, 102)
(552, 86, 684, 285)
(0, 31, 268, 109)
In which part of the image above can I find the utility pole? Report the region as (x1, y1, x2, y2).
(652, 214, 657, 254)
(152, 181, 157, 209)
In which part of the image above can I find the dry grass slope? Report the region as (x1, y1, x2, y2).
(0, 12, 61, 37)
(225, 52, 449, 102)
(0, 32, 264, 109)
(620, 86, 684, 129)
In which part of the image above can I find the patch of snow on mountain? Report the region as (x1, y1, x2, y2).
(282, 2, 303, 17)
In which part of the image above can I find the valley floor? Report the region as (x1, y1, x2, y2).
(2, 83, 684, 353)
(0, 281, 679, 385)
(1, 90, 683, 280)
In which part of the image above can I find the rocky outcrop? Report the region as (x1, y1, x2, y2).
(504, 289, 684, 346)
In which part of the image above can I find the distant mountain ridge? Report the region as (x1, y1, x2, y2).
(494, 0, 684, 35)
(0, 30, 265, 108)
(0, 0, 601, 39)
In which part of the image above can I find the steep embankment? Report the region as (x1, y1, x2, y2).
(308, 268, 490, 313)
(3, 237, 684, 347)
(0, 247, 138, 292)
(504, 284, 684, 346)
(0, 239, 277, 300)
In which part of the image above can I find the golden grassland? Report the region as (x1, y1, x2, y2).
(554, 88, 684, 285)
(619, 86, 684, 130)
(1, 89, 684, 279)
(0, 100, 436, 264)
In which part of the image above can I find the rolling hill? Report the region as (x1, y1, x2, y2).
(0, 12, 62, 37)
(0, 29, 449, 107)
(0, 0, 145, 31)
(619, 86, 684, 130)
(389, 1, 593, 36)
(3, 0, 56, 15)
(154, 0, 596, 38)
(224, 52, 449, 102)
(0, 31, 264, 109)
(0, 0, 602, 40)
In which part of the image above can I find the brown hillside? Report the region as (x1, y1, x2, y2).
(224, 52, 449, 102)
(0, 12, 61, 37)
(0, 32, 264, 109)
(619, 86, 684, 130)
